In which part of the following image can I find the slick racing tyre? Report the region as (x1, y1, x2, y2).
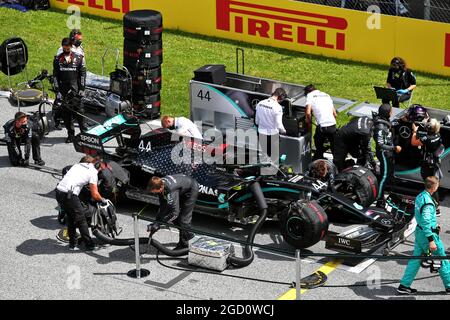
(280, 200, 328, 249)
(132, 66, 162, 95)
(123, 10, 163, 43)
(123, 39, 163, 76)
(334, 166, 378, 207)
(123, 39, 162, 72)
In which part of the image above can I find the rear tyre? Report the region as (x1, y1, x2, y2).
(334, 166, 378, 207)
(280, 200, 328, 249)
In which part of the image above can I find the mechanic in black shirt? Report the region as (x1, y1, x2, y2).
(148, 174, 199, 249)
(53, 37, 87, 143)
(385, 57, 416, 108)
(333, 116, 376, 171)
(308, 159, 337, 192)
(411, 118, 444, 215)
(373, 104, 402, 208)
(3, 112, 45, 167)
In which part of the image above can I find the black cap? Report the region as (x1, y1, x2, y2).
(378, 103, 392, 120)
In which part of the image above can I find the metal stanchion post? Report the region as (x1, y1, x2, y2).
(127, 213, 150, 278)
(296, 249, 301, 301)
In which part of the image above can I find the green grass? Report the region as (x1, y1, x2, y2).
(1, 7, 449, 127)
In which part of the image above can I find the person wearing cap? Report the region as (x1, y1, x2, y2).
(255, 88, 287, 165)
(161, 115, 203, 140)
(411, 118, 444, 216)
(386, 57, 416, 108)
(3, 112, 45, 167)
(373, 103, 402, 207)
(55, 155, 107, 251)
(305, 84, 337, 160)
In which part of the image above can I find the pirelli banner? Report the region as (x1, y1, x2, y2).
(51, 0, 450, 76)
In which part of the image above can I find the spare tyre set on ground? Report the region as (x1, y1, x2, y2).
(280, 166, 379, 249)
(123, 10, 163, 119)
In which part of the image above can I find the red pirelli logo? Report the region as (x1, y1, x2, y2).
(216, 0, 348, 50)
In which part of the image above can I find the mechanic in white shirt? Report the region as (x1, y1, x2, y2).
(56, 155, 106, 251)
(255, 88, 287, 167)
(161, 115, 203, 140)
(305, 84, 337, 160)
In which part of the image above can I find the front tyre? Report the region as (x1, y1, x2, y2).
(280, 200, 328, 249)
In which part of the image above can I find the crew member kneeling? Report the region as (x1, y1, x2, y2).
(56, 155, 107, 251)
(148, 174, 199, 250)
(3, 112, 45, 167)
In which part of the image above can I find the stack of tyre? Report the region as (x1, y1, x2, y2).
(123, 10, 163, 119)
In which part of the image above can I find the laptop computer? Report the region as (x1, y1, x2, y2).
(374, 86, 398, 102)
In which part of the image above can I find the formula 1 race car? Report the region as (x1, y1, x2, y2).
(73, 113, 415, 252)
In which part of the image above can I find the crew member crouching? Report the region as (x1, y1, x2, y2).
(55, 155, 107, 251)
(148, 174, 199, 250)
(3, 112, 45, 167)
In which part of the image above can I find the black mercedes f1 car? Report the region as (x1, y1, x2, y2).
(73, 114, 415, 253)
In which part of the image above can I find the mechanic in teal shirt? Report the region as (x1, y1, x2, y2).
(398, 176, 450, 294)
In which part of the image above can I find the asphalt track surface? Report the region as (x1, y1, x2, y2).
(0, 95, 449, 300)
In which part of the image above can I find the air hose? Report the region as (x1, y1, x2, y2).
(227, 181, 268, 268)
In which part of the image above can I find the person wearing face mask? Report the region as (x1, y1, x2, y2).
(3, 112, 45, 167)
(385, 57, 416, 108)
(56, 29, 86, 66)
(161, 115, 203, 140)
(53, 37, 87, 143)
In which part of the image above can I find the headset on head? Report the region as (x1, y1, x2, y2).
(391, 57, 405, 71)
(70, 29, 82, 47)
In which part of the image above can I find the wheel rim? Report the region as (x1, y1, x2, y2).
(286, 216, 303, 240)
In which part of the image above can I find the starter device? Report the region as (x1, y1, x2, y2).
(188, 237, 235, 271)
